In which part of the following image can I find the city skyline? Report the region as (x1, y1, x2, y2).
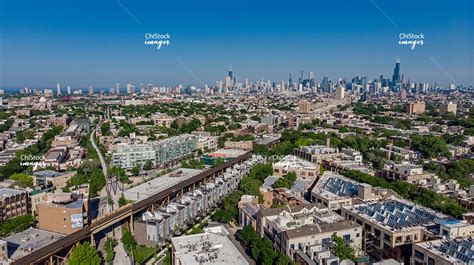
(1, 0, 473, 88)
(0, 59, 466, 92)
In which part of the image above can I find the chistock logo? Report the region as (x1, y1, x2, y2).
(20, 154, 44, 166)
(398, 33, 424, 49)
(144, 33, 171, 50)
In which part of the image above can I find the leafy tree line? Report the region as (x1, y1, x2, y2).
(411, 135, 451, 158)
(424, 159, 474, 188)
(0, 214, 36, 237)
(341, 170, 467, 218)
(239, 225, 295, 265)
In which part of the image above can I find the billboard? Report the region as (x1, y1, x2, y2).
(71, 214, 83, 229)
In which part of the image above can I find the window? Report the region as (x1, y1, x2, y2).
(374, 229, 381, 237)
(428, 257, 435, 265)
(384, 234, 391, 242)
(414, 250, 424, 260)
(343, 234, 351, 242)
(364, 223, 371, 232)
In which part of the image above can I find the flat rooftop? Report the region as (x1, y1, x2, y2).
(208, 148, 247, 158)
(312, 174, 360, 200)
(273, 155, 317, 169)
(171, 231, 249, 265)
(0, 188, 25, 198)
(347, 198, 451, 232)
(6, 228, 64, 261)
(124, 168, 203, 201)
(416, 238, 474, 264)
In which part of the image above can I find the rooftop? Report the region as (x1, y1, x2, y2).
(171, 228, 249, 265)
(312, 174, 360, 200)
(416, 238, 474, 264)
(6, 228, 64, 260)
(32, 170, 71, 178)
(273, 155, 317, 170)
(208, 148, 247, 158)
(124, 168, 203, 201)
(0, 188, 25, 198)
(284, 220, 360, 239)
(347, 198, 451, 232)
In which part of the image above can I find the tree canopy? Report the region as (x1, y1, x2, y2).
(68, 242, 101, 265)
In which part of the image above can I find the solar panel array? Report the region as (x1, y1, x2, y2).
(436, 238, 474, 264)
(320, 176, 358, 197)
(356, 200, 445, 229)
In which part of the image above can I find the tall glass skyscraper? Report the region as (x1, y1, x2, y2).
(392, 60, 401, 84)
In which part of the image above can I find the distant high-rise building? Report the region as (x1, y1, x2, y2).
(298, 99, 311, 113)
(392, 59, 401, 85)
(399, 89, 407, 99)
(56, 83, 61, 95)
(322, 77, 330, 92)
(406, 101, 425, 115)
(115, 83, 120, 94)
(289, 72, 293, 89)
(439, 102, 457, 115)
(88, 86, 94, 95)
(67, 85, 71, 95)
(126, 83, 135, 94)
(335, 86, 345, 99)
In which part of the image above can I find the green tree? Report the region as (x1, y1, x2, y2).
(121, 228, 136, 255)
(331, 234, 355, 261)
(108, 166, 128, 183)
(253, 144, 269, 156)
(104, 238, 116, 264)
(411, 135, 451, 158)
(9, 173, 33, 188)
(0, 214, 36, 237)
(100, 122, 111, 136)
(131, 166, 140, 176)
(272, 172, 297, 189)
(118, 195, 128, 207)
(143, 160, 153, 171)
(68, 242, 101, 265)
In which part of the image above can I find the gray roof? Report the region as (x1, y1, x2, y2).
(6, 228, 64, 260)
(0, 188, 25, 198)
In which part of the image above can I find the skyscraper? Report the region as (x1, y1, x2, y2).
(288, 72, 293, 90)
(67, 85, 71, 95)
(392, 59, 401, 84)
(56, 83, 61, 96)
(126, 83, 134, 94)
(228, 67, 233, 80)
(322, 77, 330, 92)
(115, 83, 120, 94)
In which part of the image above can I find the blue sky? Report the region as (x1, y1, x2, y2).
(0, 0, 473, 88)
